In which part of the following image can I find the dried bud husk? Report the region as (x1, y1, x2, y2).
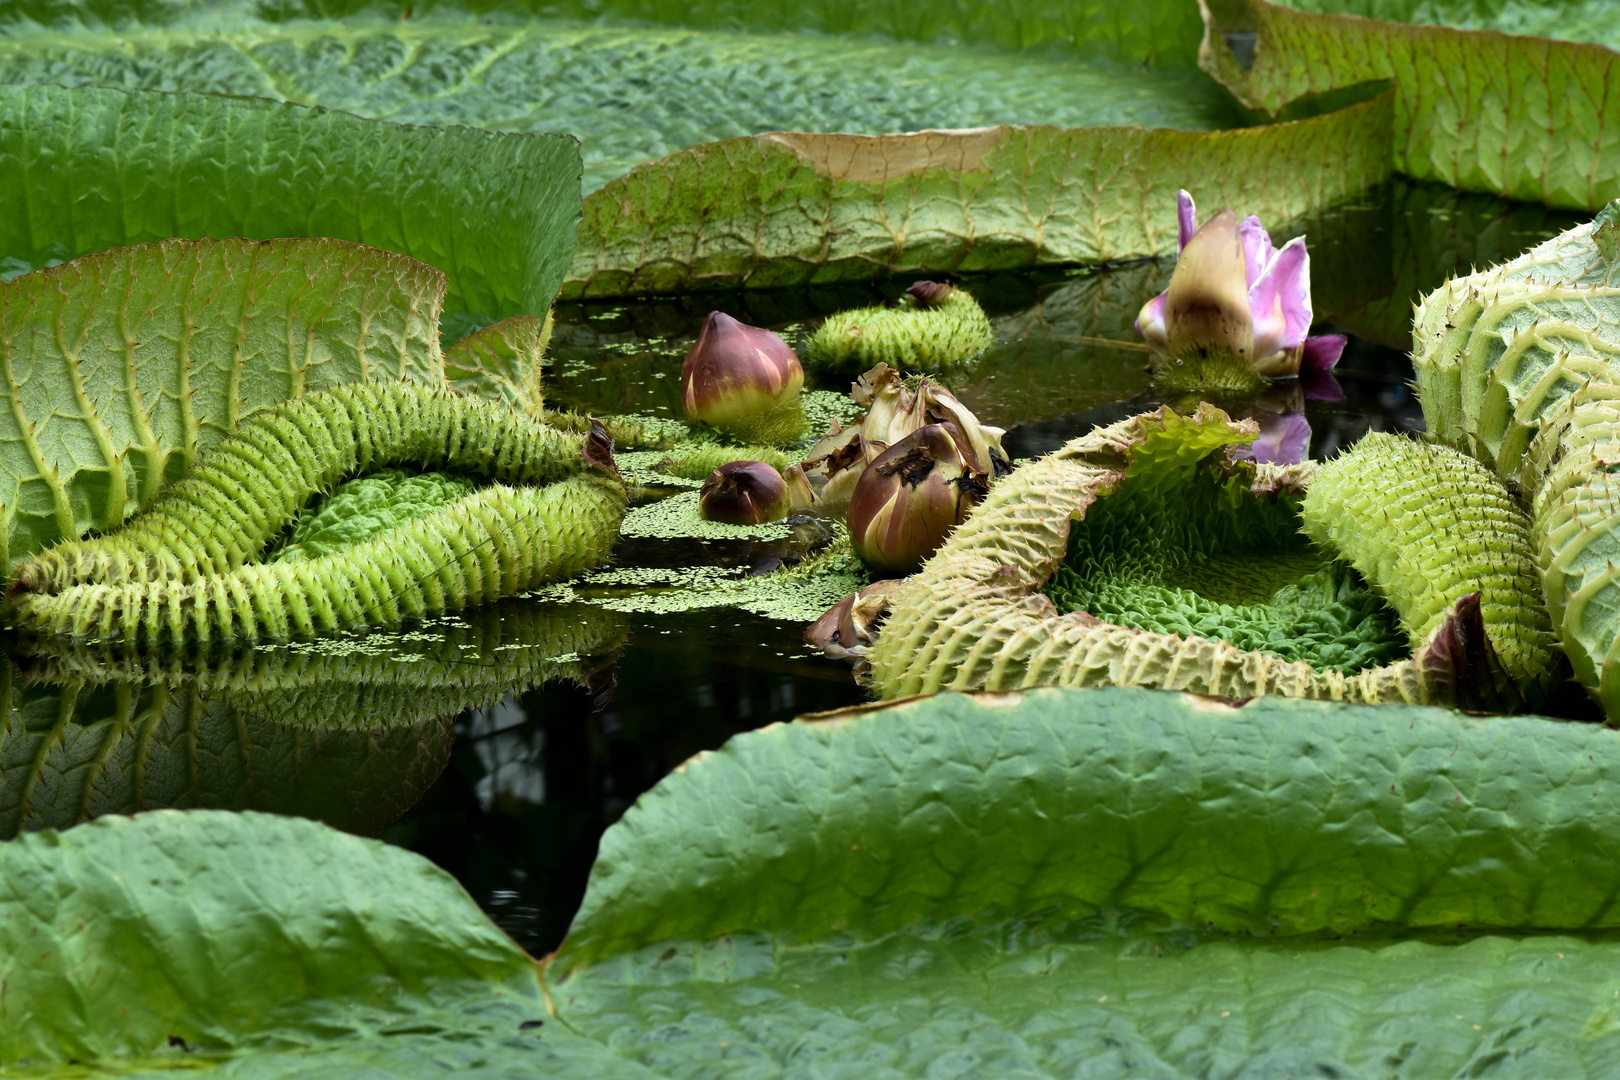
(782, 464, 818, 511)
(847, 423, 987, 574)
(846, 364, 1008, 476)
(681, 312, 804, 427)
(698, 460, 789, 525)
(806, 433, 885, 521)
(804, 579, 902, 663)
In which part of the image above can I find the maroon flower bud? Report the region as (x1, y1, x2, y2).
(847, 423, 987, 574)
(681, 312, 804, 427)
(905, 280, 954, 308)
(698, 460, 790, 525)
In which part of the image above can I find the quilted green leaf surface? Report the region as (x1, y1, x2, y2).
(0, 236, 443, 577)
(0, 809, 633, 1076)
(541, 688, 1620, 1077)
(0, 1, 1399, 295)
(1201, 0, 1620, 209)
(0, 1, 1229, 197)
(0, 601, 627, 838)
(12, 689, 1620, 1077)
(0, 83, 580, 323)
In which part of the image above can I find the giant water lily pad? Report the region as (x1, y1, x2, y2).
(12, 687, 1620, 1076)
(1202, 0, 1620, 209)
(0, 83, 581, 323)
(0, 0, 1399, 296)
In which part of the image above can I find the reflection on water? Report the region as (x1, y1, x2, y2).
(0, 179, 1584, 956)
(383, 607, 863, 952)
(0, 602, 624, 839)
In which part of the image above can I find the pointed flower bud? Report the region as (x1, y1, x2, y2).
(699, 460, 789, 525)
(847, 423, 987, 574)
(681, 312, 804, 427)
(1136, 189, 1342, 387)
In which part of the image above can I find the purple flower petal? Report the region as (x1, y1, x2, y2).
(1177, 189, 1197, 253)
(1302, 368, 1346, 403)
(1301, 333, 1346, 374)
(1248, 237, 1312, 360)
(1250, 412, 1312, 465)
(1238, 215, 1274, 289)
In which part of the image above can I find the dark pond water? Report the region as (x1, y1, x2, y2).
(0, 180, 1587, 958)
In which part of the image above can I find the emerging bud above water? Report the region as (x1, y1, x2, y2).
(847, 423, 986, 574)
(1136, 190, 1346, 389)
(698, 460, 790, 525)
(681, 312, 804, 427)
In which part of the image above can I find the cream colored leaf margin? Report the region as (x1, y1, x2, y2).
(566, 100, 1392, 297)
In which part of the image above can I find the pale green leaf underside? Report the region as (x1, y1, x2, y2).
(0, 0, 1209, 69)
(1281, 0, 1620, 51)
(0, 236, 443, 575)
(1203, 0, 1620, 210)
(0, 3, 1404, 296)
(0, 81, 580, 321)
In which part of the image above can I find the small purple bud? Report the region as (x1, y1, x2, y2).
(905, 280, 954, 308)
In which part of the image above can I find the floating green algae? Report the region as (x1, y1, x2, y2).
(532, 565, 862, 623)
(653, 443, 792, 482)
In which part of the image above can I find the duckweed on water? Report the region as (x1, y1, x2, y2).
(531, 564, 865, 623)
(619, 491, 799, 541)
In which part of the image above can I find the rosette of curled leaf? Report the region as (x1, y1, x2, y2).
(4, 382, 627, 647)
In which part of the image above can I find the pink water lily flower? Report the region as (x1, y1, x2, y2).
(1136, 190, 1346, 380)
